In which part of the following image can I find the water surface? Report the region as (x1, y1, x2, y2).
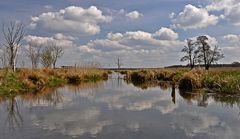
(0, 73, 240, 139)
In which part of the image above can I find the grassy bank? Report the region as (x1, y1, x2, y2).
(123, 68, 240, 94)
(0, 68, 108, 96)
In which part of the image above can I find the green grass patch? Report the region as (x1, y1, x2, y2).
(48, 78, 66, 87)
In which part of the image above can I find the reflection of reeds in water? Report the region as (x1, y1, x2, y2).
(212, 94, 240, 107)
(125, 78, 172, 90)
(158, 81, 172, 90)
(66, 81, 102, 92)
(0, 96, 6, 104)
(180, 89, 240, 108)
(0, 93, 18, 105)
(130, 81, 157, 90)
(179, 89, 209, 107)
(19, 81, 103, 107)
(21, 88, 64, 107)
(125, 76, 240, 108)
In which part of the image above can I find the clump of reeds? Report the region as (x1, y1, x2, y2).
(129, 70, 155, 83)
(154, 69, 185, 82)
(178, 68, 205, 90)
(66, 74, 81, 84)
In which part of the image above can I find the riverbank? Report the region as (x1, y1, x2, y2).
(0, 68, 108, 96)
(121, 68, 240, 94)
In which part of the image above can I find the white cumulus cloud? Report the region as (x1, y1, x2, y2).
(126, 11, 143, 20)
(207, 0, 240, 26)
(223, 34, 240, 42)
(30, 6, 112, 36)
(153, 27, 179, 40)
(171, 4, 219, 30)
(24, 34, 75, 48)
(79, 27, 182, 54)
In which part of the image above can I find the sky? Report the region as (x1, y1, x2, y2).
(0, 0, 240, 68)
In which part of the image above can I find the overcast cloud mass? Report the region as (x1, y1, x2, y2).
(0, 0, 240, 68)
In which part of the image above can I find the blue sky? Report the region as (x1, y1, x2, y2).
(0, 0, 240, 67)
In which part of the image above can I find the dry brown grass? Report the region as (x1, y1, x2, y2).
(0, 68, 108, 96)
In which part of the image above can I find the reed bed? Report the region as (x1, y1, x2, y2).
(124, 67, 240, 94)
(0, 68, 108, 96)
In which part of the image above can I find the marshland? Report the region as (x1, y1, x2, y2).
(1, 0, 240, 139)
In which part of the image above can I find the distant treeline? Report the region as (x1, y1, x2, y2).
(166, 63, 240, 68)
(102, 63, 240, 71)
(102, 68, 163, 71)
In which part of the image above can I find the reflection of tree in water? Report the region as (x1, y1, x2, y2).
(4, 96, 23, 131)
(117, 72, 123, 88)
(42, 90, 63, 106)
(179, 89, 209, 107)
(67, 81, 103, 96)
(171, 84, 176, 104)
(110, 72, 123, 88)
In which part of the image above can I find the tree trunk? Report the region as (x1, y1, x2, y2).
(13, 58, 16, 72)
(32, 62, 37, 69)
(205, 65, 209, 70)
(53, 61, 56, 69)
(9, 54, 15, 71)
(190, 64, 194, 69)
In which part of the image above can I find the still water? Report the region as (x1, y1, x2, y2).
(0, 73, 240, 139)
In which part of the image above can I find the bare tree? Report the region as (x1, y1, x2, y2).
(26, 41, 42, 69)
(116, 58, 123, 69)
(51, 43, 64, 68)
(40, 42, 64, 68)
(180, 39, 196, 69)
(2, 22, 24, 71)
(196, 36, 224, 70)
(40, 46, 54, 68)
